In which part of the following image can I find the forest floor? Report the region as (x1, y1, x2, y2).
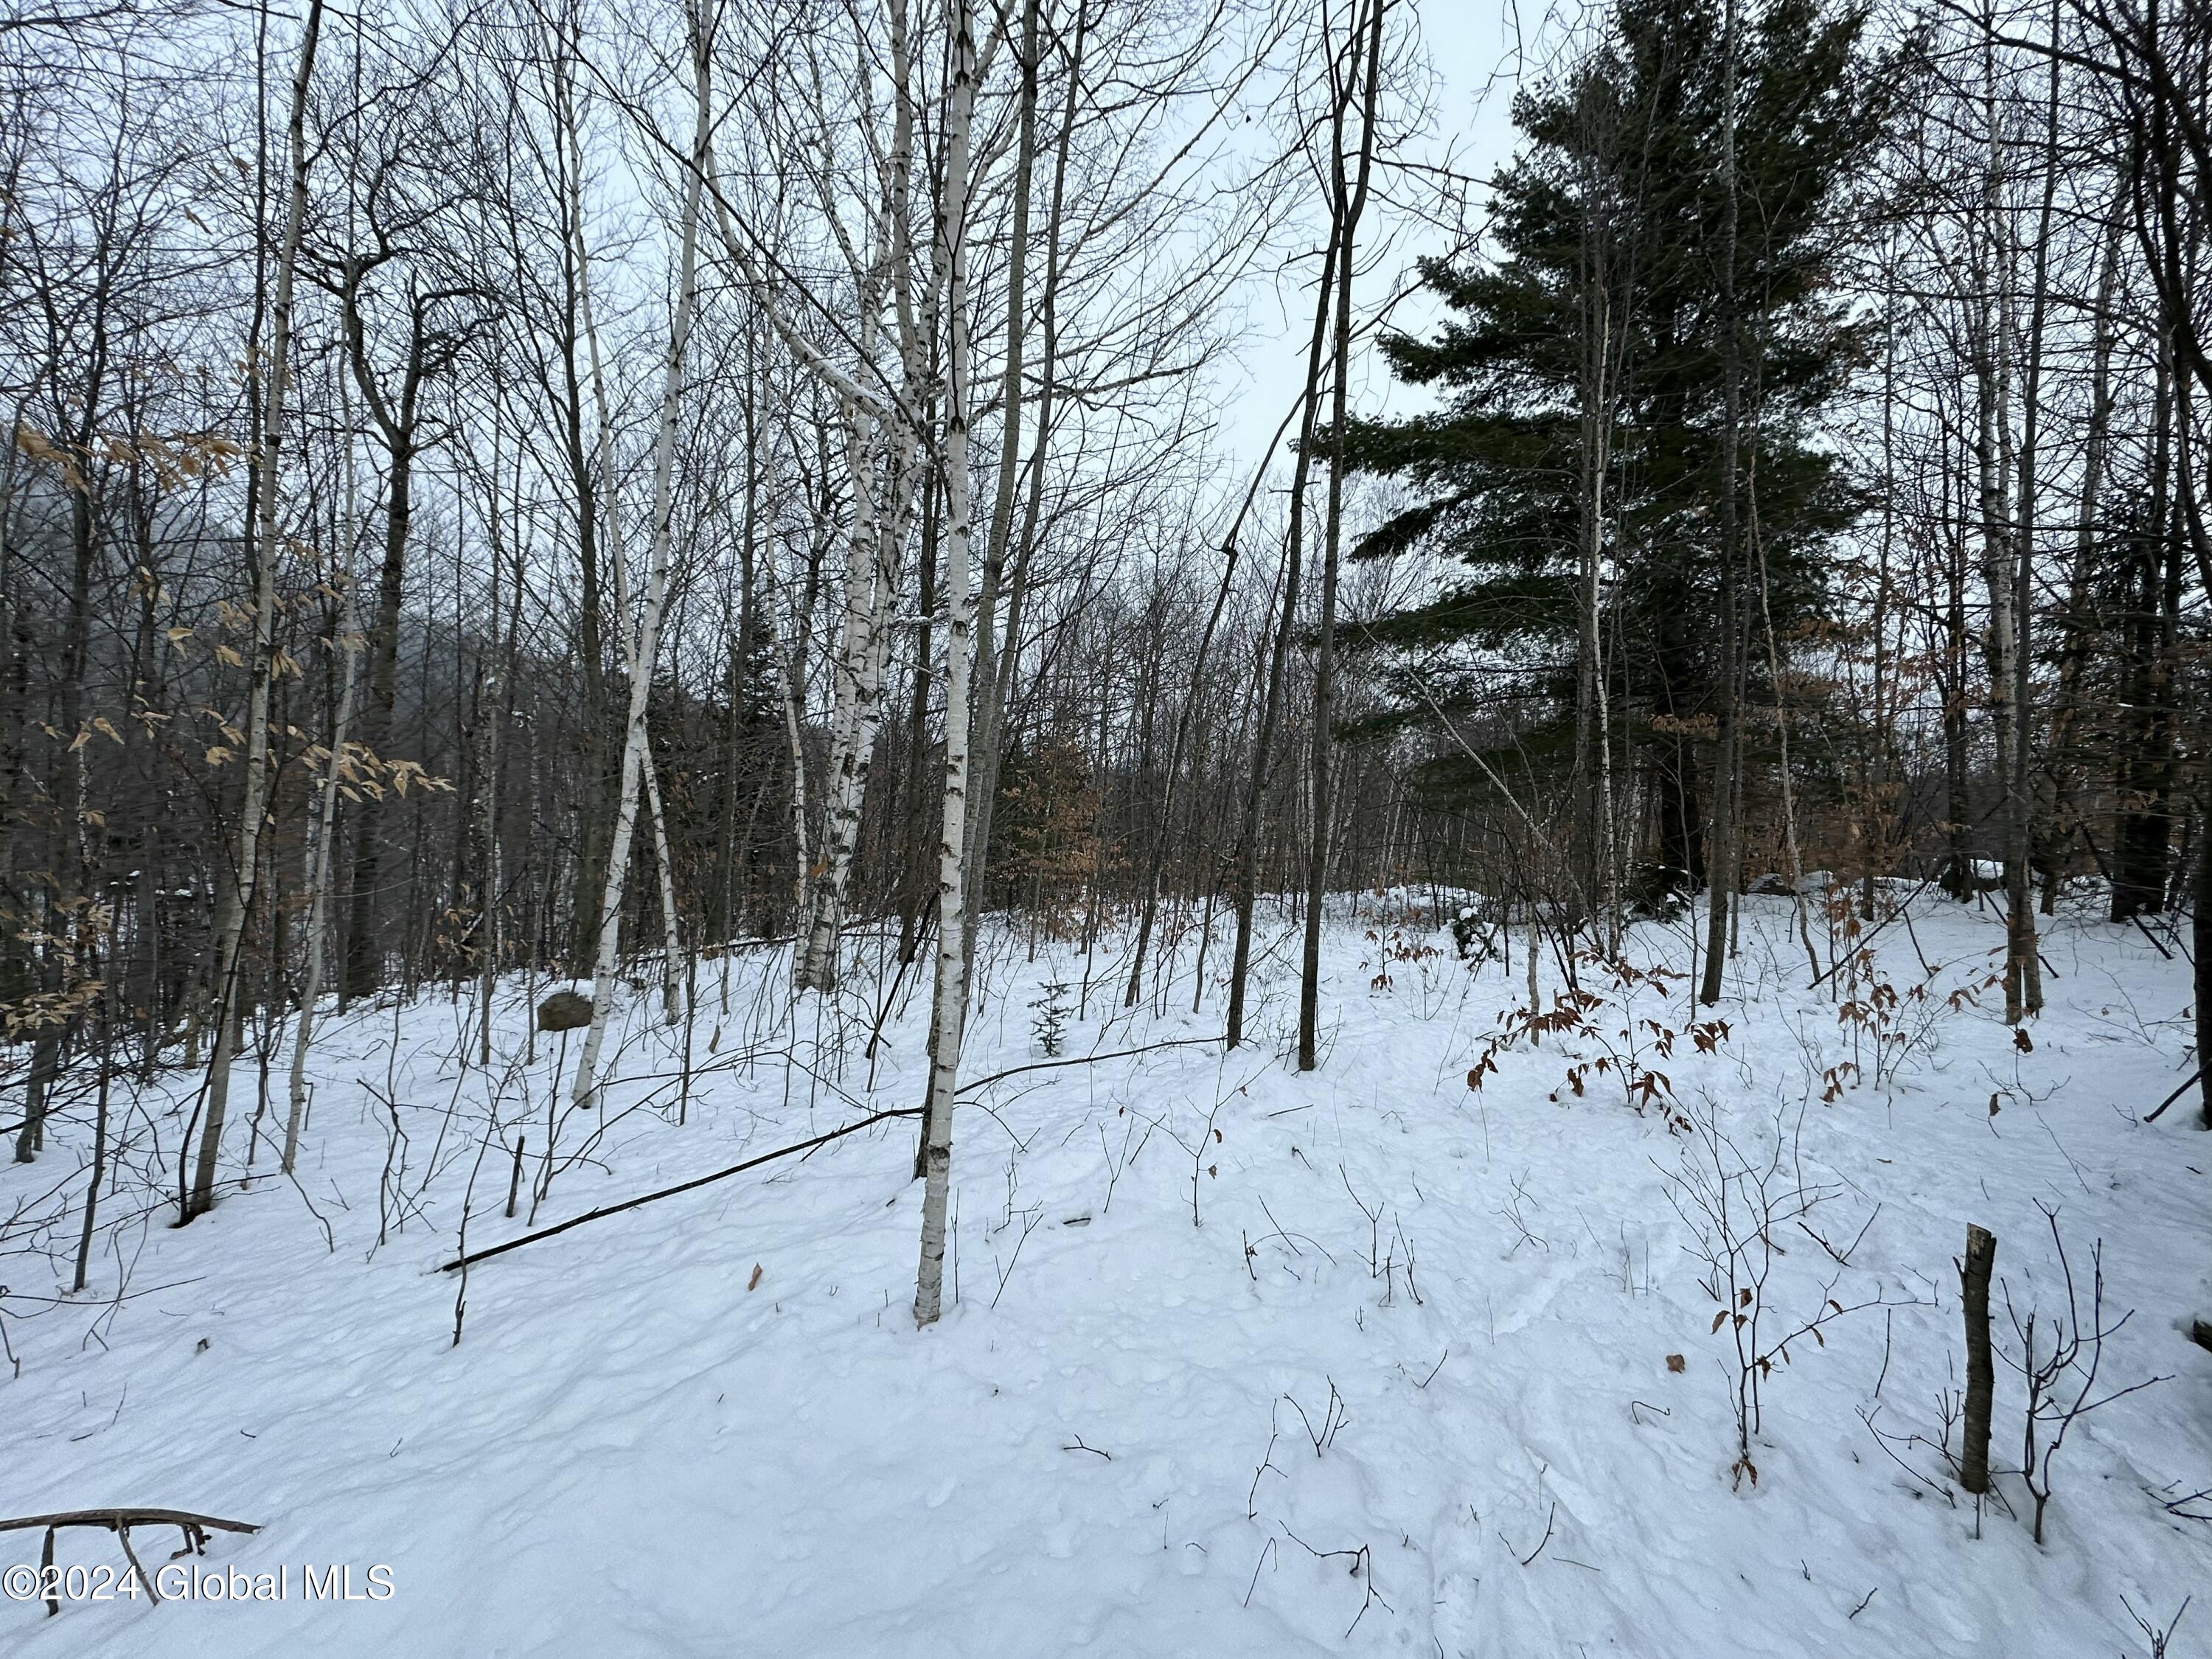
(0, 885, 2207, 1657)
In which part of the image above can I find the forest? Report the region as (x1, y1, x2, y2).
(1, 0, 2208, 1651)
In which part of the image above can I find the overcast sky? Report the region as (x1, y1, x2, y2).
(1216, 0, 1534, 476)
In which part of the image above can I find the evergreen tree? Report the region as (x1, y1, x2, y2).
(1339, 0, 1893, 900)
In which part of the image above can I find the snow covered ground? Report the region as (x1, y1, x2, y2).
(1, 887, 2207, 1657)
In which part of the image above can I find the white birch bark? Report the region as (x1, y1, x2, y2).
(797, 6, 927, 993)
(189, 0, 324, 1218)
(566, 93, 687, 1022)
(914, 0, 977, 1329)
(568, 12, 710, 1112)
(796, 416, 921, 991)
(795, 385, 886, 991)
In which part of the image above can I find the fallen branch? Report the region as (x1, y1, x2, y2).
(2144, 1066, 2202, 1124)
(0, 1509, 259, 1615)
(955, 1034, 1224, 1097)
(0, 1508, 259, 1537)
(439, 1106, 922, 1273)
(438, 1039, 1222, 1275)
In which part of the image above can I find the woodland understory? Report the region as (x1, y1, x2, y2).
(2, 0, 2212, 1647)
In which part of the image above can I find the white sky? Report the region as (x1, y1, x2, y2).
(1215, 0, 1534, 476)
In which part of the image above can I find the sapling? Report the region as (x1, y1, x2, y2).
(1662, 1099, 1885, 1486)
(1028, 977, 1071, 1057)
(2002, 1204, 2167, 1544)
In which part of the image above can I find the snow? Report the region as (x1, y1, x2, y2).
(2, 891, 2207, 1656)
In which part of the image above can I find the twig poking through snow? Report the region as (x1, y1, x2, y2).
(2124, 1594, 2191, 1656)
(1241, 1535, 1276, 1608)
(1508, 1500, 1557, 1567)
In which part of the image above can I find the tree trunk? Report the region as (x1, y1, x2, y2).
(284, 408, 361, 1174)
(1226, 177, 1345, 1050)
(189, 0, 324, 1220)
(340, 278, 427, 1002)
(1973, 36, 2031, 1023)
(797, 9, 927, 995)
(642, 742, 684, 1023)
(567, 15, 709, 1113)
(915, 0, 978, 1329)
(2196, 819, 2212, 1130)
(1298, 0, 1385, 1072)
(1699, 0, 1745, 1009)
(1960, 1224, 1996, 1495)
(961, 0, 1067, 979)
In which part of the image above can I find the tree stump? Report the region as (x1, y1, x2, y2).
(1960, 1224, 1997, 1496)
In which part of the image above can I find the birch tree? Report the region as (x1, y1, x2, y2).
(566, 0, 711, 1113)
(186, 0, 324, 1220)
(914, 0, 978, 1329)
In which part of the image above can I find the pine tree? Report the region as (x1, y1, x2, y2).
(1338, 0, 1891, 908)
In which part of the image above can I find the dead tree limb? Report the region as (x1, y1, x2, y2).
(954, 1034, 1224, 1097)
(0, 1509, 260, 1612)
(2145, 1068, 2202, 1124)
(439, 1106, 923, 1273)
(0, 1508, 260, 1538)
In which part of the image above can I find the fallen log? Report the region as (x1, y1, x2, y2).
(0, 1509, 260, 1614)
